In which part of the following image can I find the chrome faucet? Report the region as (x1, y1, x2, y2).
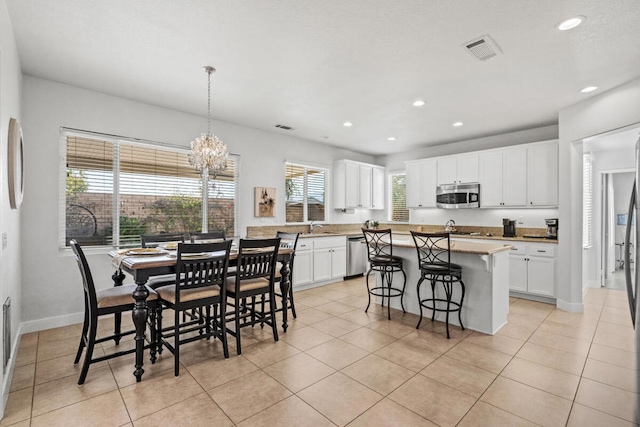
(445, 219, 456, 232)
(309, 221, 323, 234)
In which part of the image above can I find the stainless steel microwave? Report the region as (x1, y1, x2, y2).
(436, 183, 480, 209)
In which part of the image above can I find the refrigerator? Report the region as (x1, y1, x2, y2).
(623, 137, 640, 418)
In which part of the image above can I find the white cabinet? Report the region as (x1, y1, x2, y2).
(436, 153, 479, 185)
(527, 141, 558, 207)
(313, 236, 347, 282)
(293, 236, 347, 288)
(333, 160, 384, 209)
(406, 159, 437, 208)
(508, 242, 555, 297)
(479, 146, 527, 207)
(292, 240, 313, 288)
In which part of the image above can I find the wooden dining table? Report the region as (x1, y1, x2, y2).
(108, 247, 294, 382)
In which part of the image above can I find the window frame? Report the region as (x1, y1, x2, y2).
(388, 171, 409, 223)
(284, 161, 329, 224)
(59, 128, 239, 249)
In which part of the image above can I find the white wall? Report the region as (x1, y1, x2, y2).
(558, 76, 640, 311)
(0, 0, 23, 416)
(20, 76, 375, 329)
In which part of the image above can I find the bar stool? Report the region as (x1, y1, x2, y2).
(410, 231, 465, 339)
(362, 228, 406, 320)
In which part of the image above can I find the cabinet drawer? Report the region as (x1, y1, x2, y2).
(529, 245, 555, 258)
(313, 236, 347, 249)
(296, 241, 313, 251)
(508, 243, 527, 254)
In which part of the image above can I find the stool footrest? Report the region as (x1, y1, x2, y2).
(419, 297, 462, 313)
(369, 286, 404, 298)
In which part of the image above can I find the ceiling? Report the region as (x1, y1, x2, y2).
(6, 0, 640, 155)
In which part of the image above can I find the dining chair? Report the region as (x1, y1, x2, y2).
(410, 231, 465, 339)
(140, 233, 186, 248)
(362, 228, 407, 320)
(155, 240, 232, 376)
(70, 240, 159, 385)
(225, 238, 280, 355)
(273, 231, 299, 318)
(190, 231, 226, 242)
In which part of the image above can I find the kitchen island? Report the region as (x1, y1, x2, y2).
(375, 236, 512, 335)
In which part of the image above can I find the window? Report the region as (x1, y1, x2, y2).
(285, 162, 327, 223)
(389, 172, 409, 222)
(583, 153, 593, 248)
(61, 130, 238, 248)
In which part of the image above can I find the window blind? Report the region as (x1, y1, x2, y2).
(61, 131, 237, 248)
(583, 153, 593, 248)
(389, 173, 409, 222)
(285, 162, 326, 223)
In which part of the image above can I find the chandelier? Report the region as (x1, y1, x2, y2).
(188, 66, 228, 176)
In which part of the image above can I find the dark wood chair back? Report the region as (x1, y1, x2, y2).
(275, 231, 299, 250)
(140, 233, 185, 248)
(235, 238, 280, 285)
(70, 239, 98, 318)
(189, 231, 226, 243)
(175, 241, 232, 299)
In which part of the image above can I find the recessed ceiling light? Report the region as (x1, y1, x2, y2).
(321, 136, 330, 139)
(557, 16, 585, 31)
(343, 121, 353, 127)
(388, 137, 396, 141)
(453, 122, 464, 127)
(412, 100, 425, 107)
(580, 86, 598, 93)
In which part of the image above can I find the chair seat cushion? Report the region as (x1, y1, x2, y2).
(420, 262, 462, 275)
(97, 284, 158, 309)
(155, 284, 221, 304)
(371, 255, 403, 266)
(225, 277, 270, 294)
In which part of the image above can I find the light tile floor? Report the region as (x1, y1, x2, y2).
(2, 278, 638, 426)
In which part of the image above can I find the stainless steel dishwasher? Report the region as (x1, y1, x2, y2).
(346, 236, 367, 277)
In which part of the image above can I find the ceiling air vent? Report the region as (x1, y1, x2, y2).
(275, 124, 295, 131)
(463, 35, 501, 61)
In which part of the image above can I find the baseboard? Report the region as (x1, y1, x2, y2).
(556, 298, 584, 313)
(509, 291, 556, 305)
(20, 311, 84, 335)
(2, 322, 23, 419)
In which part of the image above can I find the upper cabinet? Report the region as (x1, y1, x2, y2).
(333, 160, 384, 210)
(436, 153, 479, 185)
(527, 141, 558, 207)
(406, 140, 558, 210)
(406, 158, 437, 208)
(479, 146, 527, 207)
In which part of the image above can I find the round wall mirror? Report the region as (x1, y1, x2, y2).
(8, 118, 24, 209)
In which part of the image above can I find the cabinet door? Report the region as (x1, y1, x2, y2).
(292, 250, 313, 287)
(371, 167, 385, 210)
(508, 254, 528, 292)
(313, 248, 332, 282)
(527, 257, 555, 296)
(437, 156, 457, 185)
(502, 147, 527, 206)
(344, 162, 360, 208)
(331, 246, 347, 279)
(457, 153, 479, 184)
(479, 151, 504, 207)
(358, 165, 373, 208)
(405, 162, 422, 208)
(528, 142, 558, 207)
(421, 159, 438, 208)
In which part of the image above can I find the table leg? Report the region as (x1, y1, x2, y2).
(132, 280, 149, 382)
(279, 256, 291, 332)
(112, 269, 126, 344)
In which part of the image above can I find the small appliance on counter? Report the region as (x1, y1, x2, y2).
(503, 219, 516, 237)
(545, 218, 558, 239)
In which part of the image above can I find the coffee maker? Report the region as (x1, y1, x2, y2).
(545, 218, 558, 239)
(503, 219, 516, 237)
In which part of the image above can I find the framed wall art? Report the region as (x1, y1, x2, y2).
(255, 187, 275, 217)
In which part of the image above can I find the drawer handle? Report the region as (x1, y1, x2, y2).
(537, 250, 546, 253)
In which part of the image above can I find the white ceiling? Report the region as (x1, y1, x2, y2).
(6, 0, 640, 155)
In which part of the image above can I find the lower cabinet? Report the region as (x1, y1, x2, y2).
(292, 236, 347, 289)
(508, 242, 555, 297)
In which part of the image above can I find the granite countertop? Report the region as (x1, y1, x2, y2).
(391, 231, 558, 244)
(390, 237, 513, 255)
